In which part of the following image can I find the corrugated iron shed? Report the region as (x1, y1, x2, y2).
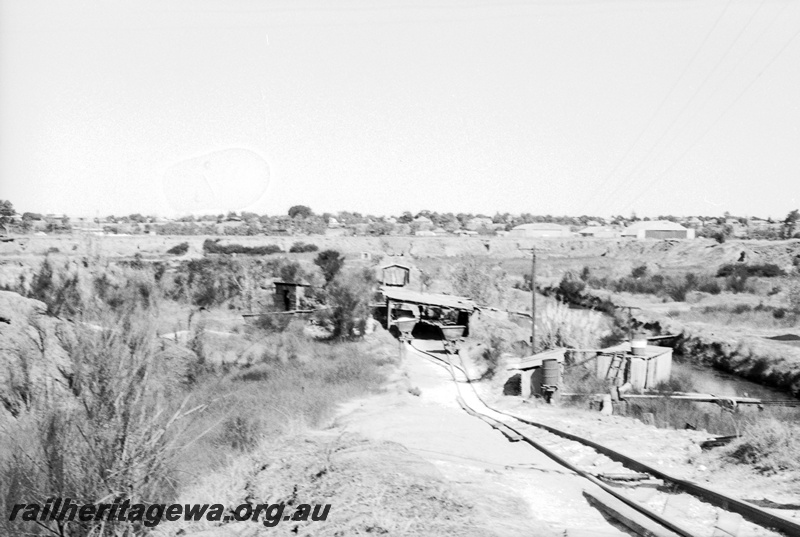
(381, 287, 475, 311)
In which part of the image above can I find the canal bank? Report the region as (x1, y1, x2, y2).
(541, 284, 800, 398)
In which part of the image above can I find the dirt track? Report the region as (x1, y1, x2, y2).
(333, 344, 631, 536)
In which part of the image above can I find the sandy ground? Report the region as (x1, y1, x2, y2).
(332, 344, 632, 536)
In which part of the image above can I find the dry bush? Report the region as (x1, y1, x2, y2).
(787, 279, 800, 314)
(319, 267, 377, 340)
(538, 301, 607, 351)
(724, 417, 800, 474)
(449, 256, 509, 307)
(181, 334, 393, 464)
(0, 309, 200, 537)
(464, 312, 529, 379)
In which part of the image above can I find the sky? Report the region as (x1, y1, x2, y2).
(1, 0, 799, 219)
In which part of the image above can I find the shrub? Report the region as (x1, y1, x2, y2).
(170, 257, 270, 308)
(556, 271, 586, 303)
(314, 249, 345, 284)
(538, 301, 606, 351)
(724, 418, 800, 474)
(28, 257, 83, 317)
(203, 239, 282, 255)
(716, 263, 786, 278)
(787, 280, 800, 314)
(773, 307, 787, 319)
(450, 257, 509, 306)
(321, 267, 377, 339)
(276, 259, 306, 284)
(731, 304, 752, 314)
(630, 264, 648, 278)
(696, 278, 722, 295)
(289, 241, 319, 253)
(0, 312, 196, 536)
(167, 242, 190, 255)
(726, 273, 749, 294)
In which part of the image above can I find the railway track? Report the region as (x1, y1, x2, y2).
(406, 340, 799, 537)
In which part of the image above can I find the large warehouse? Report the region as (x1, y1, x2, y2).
(621, 220, 694, 240)
(508, 223, 571, 238)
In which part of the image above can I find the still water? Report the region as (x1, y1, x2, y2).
(672, 358, 795, 401)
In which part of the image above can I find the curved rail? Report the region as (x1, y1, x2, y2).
(408, 341, 799, 537)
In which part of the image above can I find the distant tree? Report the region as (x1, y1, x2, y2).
(367, 220, 394, 236)
(278, 260, 305, 284)
(288, 205, 313, 219)
(397, 211, 413, 224)
(128, 213, 146, 223)
(0, 200, 15, 233)
(314, 249, 345, 284)
(782, 209, 799, 239)
(21, 212, 42, 221)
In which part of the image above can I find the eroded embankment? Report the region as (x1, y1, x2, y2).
(3, 235, 800, 271)
(635, 311, 800, 397)
(547, 286, 800, 397)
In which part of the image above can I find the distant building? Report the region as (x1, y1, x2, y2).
(578, 226, 619, 238)
(621, 220, 694, 240)
(508, 223, 571, 238)
(412, 216, 433, 231)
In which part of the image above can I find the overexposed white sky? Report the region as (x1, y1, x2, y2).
(1, 0, 799, 218)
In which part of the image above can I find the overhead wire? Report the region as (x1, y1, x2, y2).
(615, 0, 792, 212)
(590, 0, 770, 215)
(574, 0, 734, 216)
(617, 17, 800, 215)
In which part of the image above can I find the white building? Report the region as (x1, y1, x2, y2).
(508, 223, 571, 238)
(621, 220, 694, 240)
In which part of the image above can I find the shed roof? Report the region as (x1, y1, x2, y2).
(382, 263, 410, 270)
(511, 223, 568, 231)
(274, 281, 312, 287)
(381, 287, 475, 311)
(578, 226, 617, 234)
(601, 342, 671, 359)
(507, 348, 566, 370)
(621, 220, 687, 234)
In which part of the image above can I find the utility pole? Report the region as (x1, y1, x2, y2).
(530, 247, 536, 351)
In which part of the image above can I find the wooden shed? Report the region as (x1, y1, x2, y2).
(273, 281, 312, 311)
(597, 342, 672, 391)
(381, 264, 411, 287)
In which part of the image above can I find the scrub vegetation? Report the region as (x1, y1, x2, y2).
(0, 252, 396, 537)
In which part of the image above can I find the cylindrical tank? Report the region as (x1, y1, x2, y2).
(631, 333, 648, 356)
(542, 358, 561, 387)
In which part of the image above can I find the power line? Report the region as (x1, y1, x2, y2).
(616, 0, 792, 211)
(617, 20, 800, 215)
(574, 0, 734, 216)
(590, 0, 768, 214)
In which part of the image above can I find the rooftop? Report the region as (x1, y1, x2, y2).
(381, 287, 475, 311)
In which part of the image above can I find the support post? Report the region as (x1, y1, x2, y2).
(520, 369, 533, 399)
(531, 247, 536, 351)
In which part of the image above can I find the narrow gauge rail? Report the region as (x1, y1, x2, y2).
(407, 340, 798, 537)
